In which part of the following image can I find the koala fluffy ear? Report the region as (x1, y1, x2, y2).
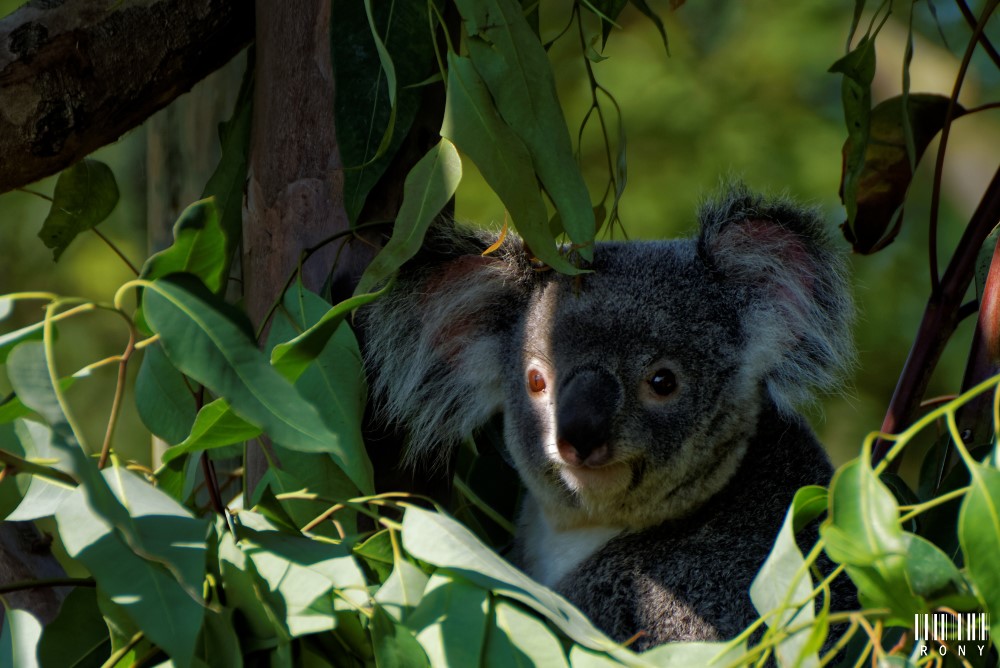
(360, 223, 535, 466)
(697, 184, 854, 413)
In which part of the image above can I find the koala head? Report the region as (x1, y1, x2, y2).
(362, 186, 852, 530)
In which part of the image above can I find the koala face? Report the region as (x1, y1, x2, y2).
(362, 185, 852, 533)
(503, 242, 758, 530)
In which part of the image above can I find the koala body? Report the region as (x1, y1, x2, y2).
(362, 186, 853, 649)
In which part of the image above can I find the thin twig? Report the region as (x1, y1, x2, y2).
(955, 0, 1000, 68)
(0, 577, 95, 594)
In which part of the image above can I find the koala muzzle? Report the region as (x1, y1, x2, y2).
(556, 368, 620, 468)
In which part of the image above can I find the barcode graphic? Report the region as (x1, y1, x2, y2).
(914, 613, 990, 642)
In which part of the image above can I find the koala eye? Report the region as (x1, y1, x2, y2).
(527, 368, 547, 393)
(648, 369, 678, 397)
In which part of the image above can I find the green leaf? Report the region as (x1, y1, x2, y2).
(54, 469, 208, 666)
(628, 0, 669, 55)
(269, 283, 388, 384)
(566, 646, 625, 668)
(585, 0, 628, 47)
(198, 608, 243, 668)
(401, 507, 625, 656)
(408, 574, 489, 668)
(442, 53, 579, 275)
(639, 641, 749, 667)
(201, 54, 253, 272)
(370, 603, 431, 668)
(4, 420, 75, 521)
(374, 557, 430, 622)
(37, 159, 119, 261)
(902, 533, 966, 603)
(330, 0, 437, 223)
(751, 485, 828, 668)
(143, 276, 373, 495)
(37, 587, 111, 668)
(135, 343, 198, 446)
(822, 459, 916, 624)
(958, 461, 1000, 640)
(0, 320, 45, 364)
(354, 139, 463, 296)
(140, 199, 227, 292)
(0, 607, 42, 668)
(162, 398, 261, 465)
(456, 0, 595, 258)
(355, 530, 395, 583)
(239, 526, 369, 637)
(494, 601, 569, 668)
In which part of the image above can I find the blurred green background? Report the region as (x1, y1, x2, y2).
(1, 0, 998, 473)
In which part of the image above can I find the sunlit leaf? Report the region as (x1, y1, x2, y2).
(457, 0, 595, 259)
(161, 398, 260, 464)
(37, 159, 119, 261)
(442, 53, 579, 274)
(408, 574, 489, 668)
(354, 138, 463, 296)
(0, 607, 42, 668)
(143, 275, 373, 495)
(140, 199, 227, 292)
(374, 557, 429, 622)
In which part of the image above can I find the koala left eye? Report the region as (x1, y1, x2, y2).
(648, 369, 678, 397)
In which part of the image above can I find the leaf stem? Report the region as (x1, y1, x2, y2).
(98, 324, 136, 468)
(101, 631, 145, 668)
(0, 448, 78, 486)
(0, 576, 95, 594)
(91, 227, 139, 276)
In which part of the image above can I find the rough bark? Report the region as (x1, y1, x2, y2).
(0, 0, 253, 194)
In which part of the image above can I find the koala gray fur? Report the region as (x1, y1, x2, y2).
(361, 185, 854, 650)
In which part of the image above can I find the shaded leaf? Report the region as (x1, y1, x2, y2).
(38, 587, 111, 668)
(143, 275, 373, 495)
(161, 398, 260, 465)
(629, 0, 669, 55)
(0, 320, 45, 364)
(331, 0, 438, 223)
(494, 601, 569, 668)
(586, 0, 628, 47)
(370, 603, 431, 668)
(840, 94, 965, 253)
(354, 139, 462, 296)
(457, 0, 595, 259)
(37, 159, 119, 261)
(140, 199, 227, 293)
(958, 461, 1000, 640)
(442, 53, 579, 274)
(408, 574, 489, 668)
(135, 343, 198, 446)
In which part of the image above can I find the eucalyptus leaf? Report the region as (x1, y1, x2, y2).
(370, 603, 431, 668)
(374, 557, 430, 622)
(354, 138, 462, 296)
(494, 600, 569, 668)
(442, 53, 579, 274)
(408, 574, 489, 668)
(37, 159, 119, 261)
(135, 343, 198, 446)
(0, 607, 42, 668)
(958, 461, 1000, 640)
(456, 0, 595, 258)
(143, 275, 373, 495)
(162, 398, 261, 464)
(37, 587, 111, 668)
(140, 199, 227, 292)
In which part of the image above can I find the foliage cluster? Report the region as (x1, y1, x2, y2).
(0, 0, 999, 667)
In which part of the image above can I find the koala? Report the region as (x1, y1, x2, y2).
(361, 185, 854, 650)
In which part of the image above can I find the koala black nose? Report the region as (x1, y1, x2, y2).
(556, 367, 620, 467)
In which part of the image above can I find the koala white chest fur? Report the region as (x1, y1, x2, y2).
(362, 185, 856, 651)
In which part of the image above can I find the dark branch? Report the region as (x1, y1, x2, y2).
(0, 0, 253, 194)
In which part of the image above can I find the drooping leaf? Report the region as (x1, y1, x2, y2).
(142, 275, 373, 495)
(37, 587, 111, 668)
(4, 420, 75, 520)
(370, 603, 431, 668)
(201, 53, 253, 272)
(0, 320, 45, 364)
(442, 53, 579, 275)
(408, 574, 489, 668)
(821, 459, 917, 624)
(140, 199, 228, 293)
(585, 0, 628, 47)
(331, 0, 438, 223)
(37, 159, 119, 261)
(161, 398, 261, 465)
(751, 485, 828, 668)
(401, 506, 629, 658)
(830, 35, 876, 238)
(135, 343, 198, 446)
(958, 461, 1000, 640)
(456, 0, 595, 259)
(840, 94, 965, 254)
(902, 533, 967, 604)
(0, 607, 42, 668)
(629, 0, 670, 55)
(493, 600, 570, 668)
(354, 138, 462, 296)
(54, 469, 208, 666)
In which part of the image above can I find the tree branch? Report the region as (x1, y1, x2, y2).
(0, 0, 253, 194)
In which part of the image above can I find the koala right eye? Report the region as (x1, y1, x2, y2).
(648, 369, 678, 397)
(527, 368, 547, 393)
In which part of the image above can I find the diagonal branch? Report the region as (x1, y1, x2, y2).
(0, 0, 253, 194)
